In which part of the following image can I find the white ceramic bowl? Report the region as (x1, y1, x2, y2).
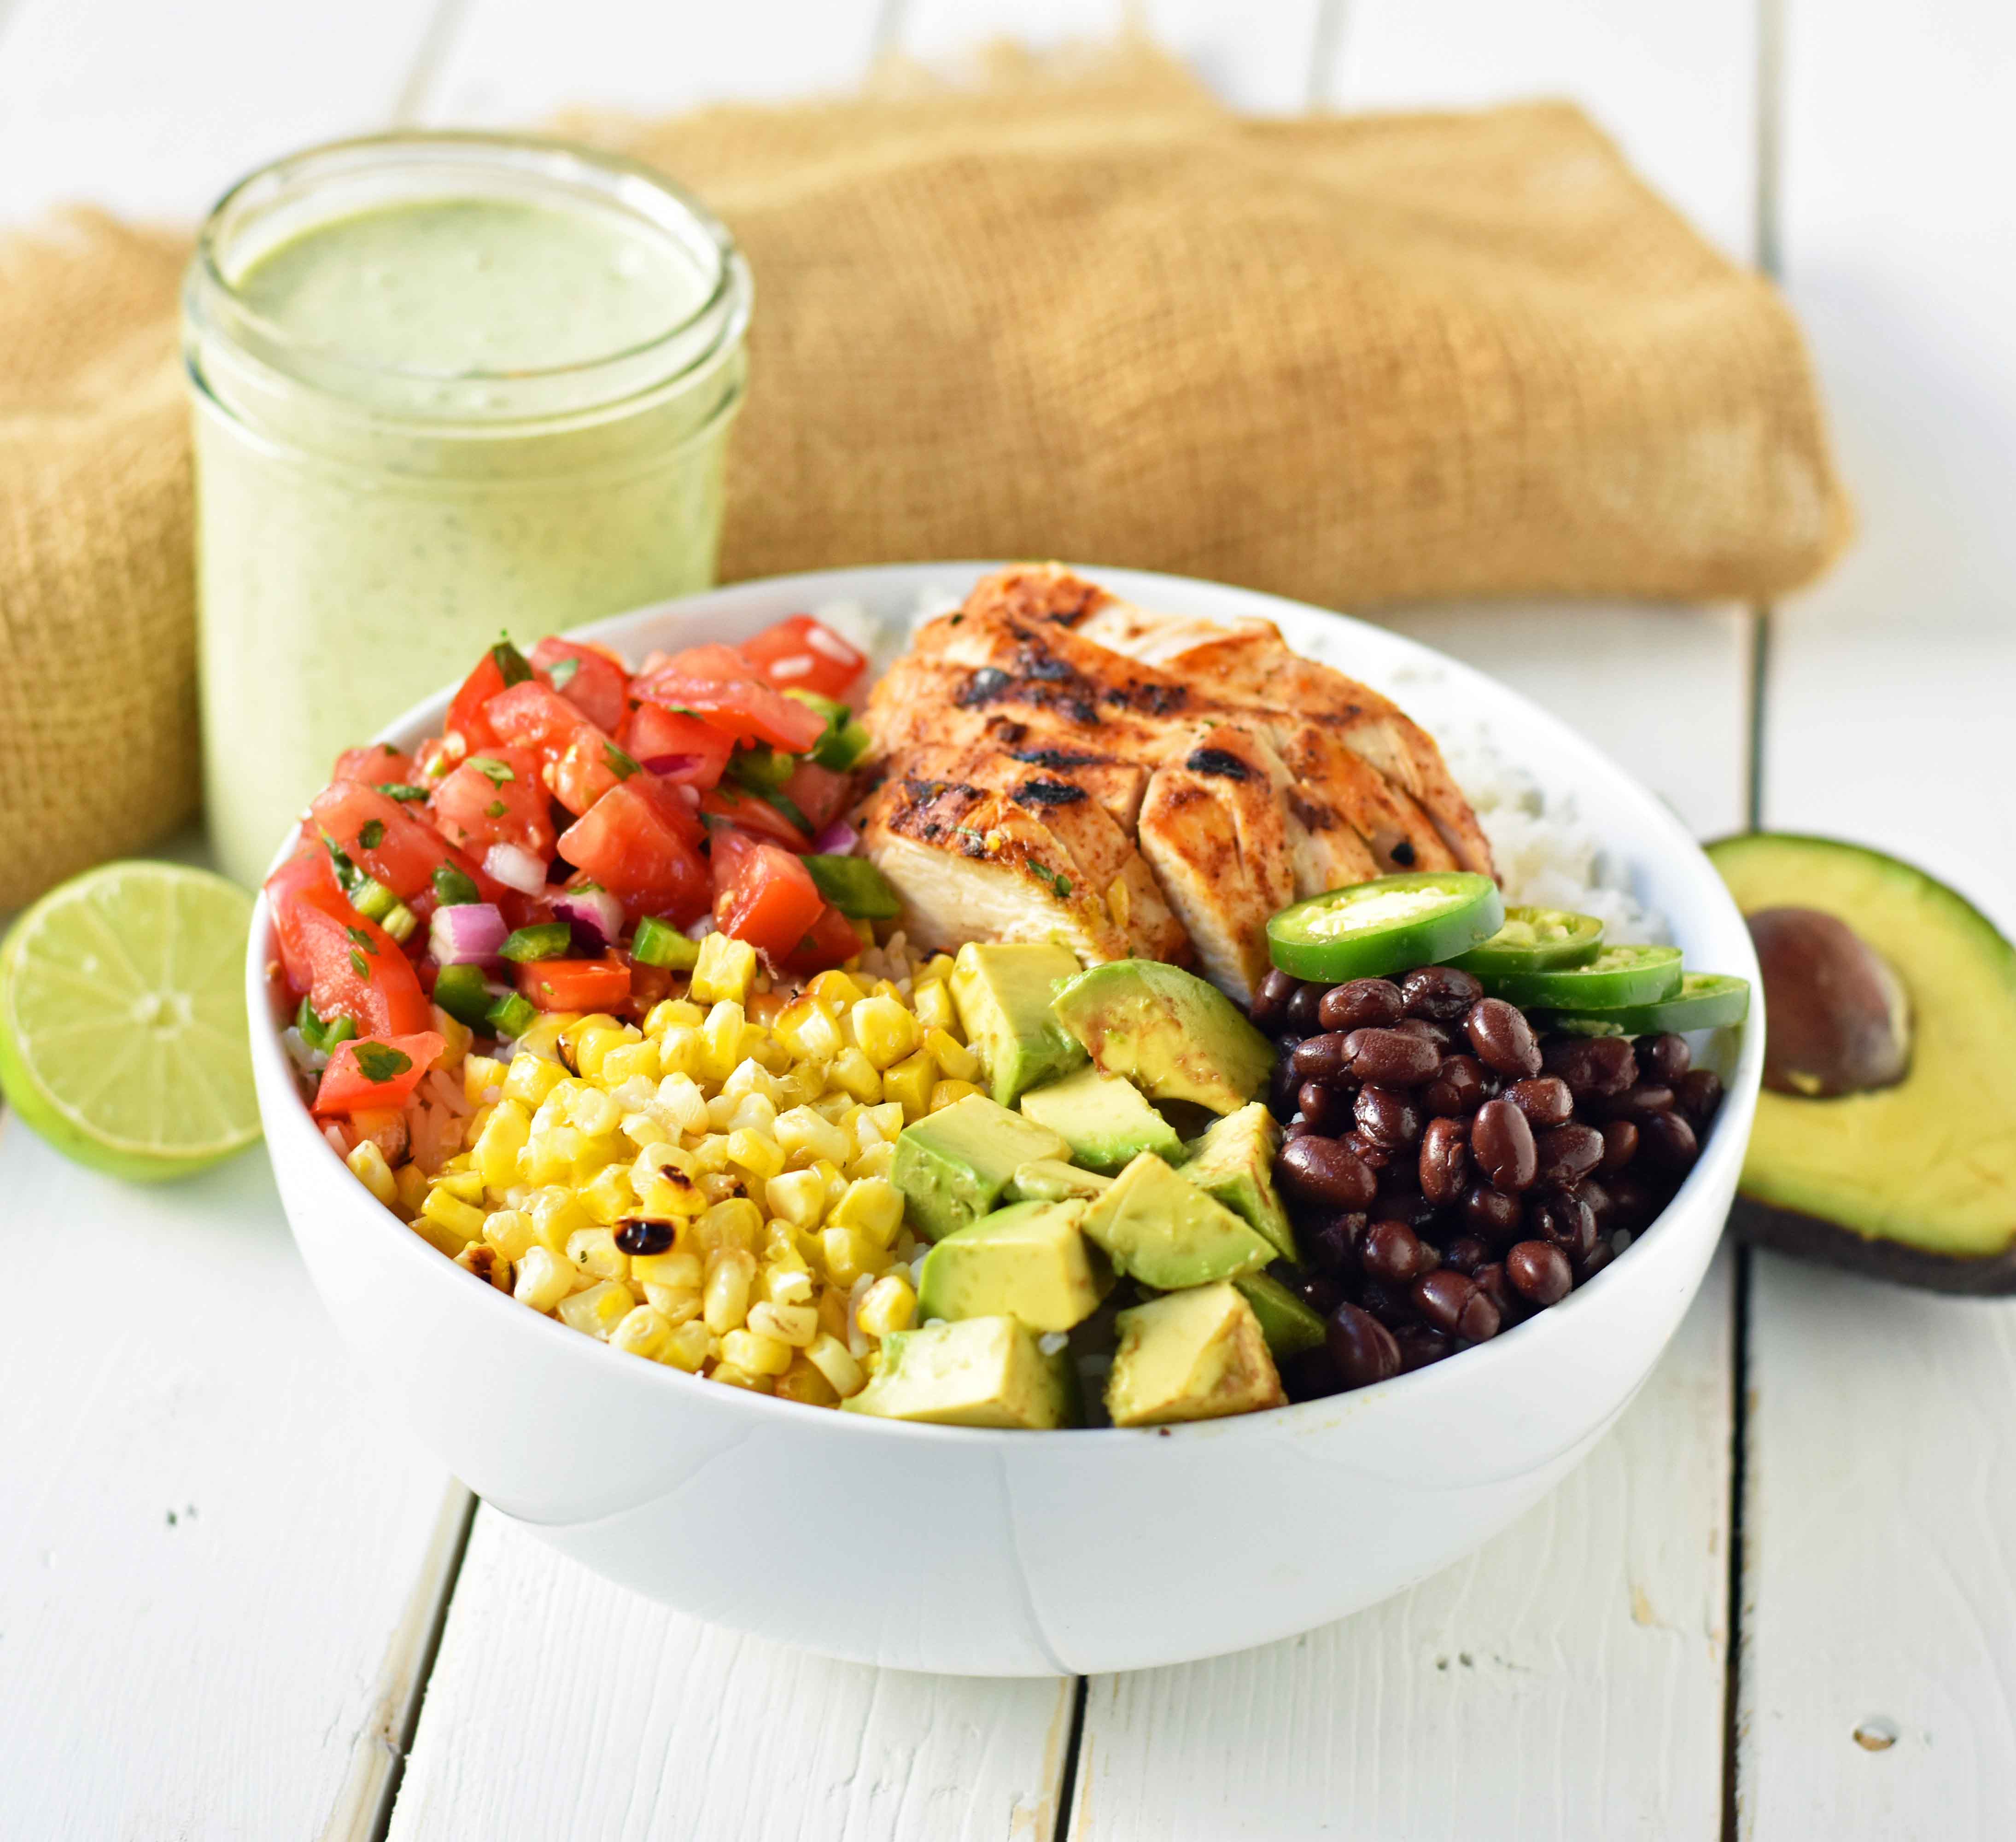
(249, 563, 1761, 1677)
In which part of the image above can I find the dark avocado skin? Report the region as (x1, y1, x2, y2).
(1730, 1198, 2016, 1295)
(1707, 831, 2016, 1294)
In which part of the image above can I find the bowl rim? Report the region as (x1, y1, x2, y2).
(249, 559, 1761, 1449)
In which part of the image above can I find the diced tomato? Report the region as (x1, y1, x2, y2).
(412, 737, 458, 785)
(333, 742, 414, 787)
(716, 843, 826, 962)
(638, 643, 754, 684)
(779, 759, 852, 834)
(484, 681, 638, 815)
(783, 903, 865, 974)
(708, 824, 760, 912)
(427, 745, 556, 859)
(264, 849, 432, 1038)
(738, 614, 866, 701)
(312, 1031, 444, 1117)
(308, 781, 498, 909)
(516, 955, 632, 1014)
(624, 701, 736, 789)
(531, 636, 630, 734)
(444, 651, 511, 755)
(631, 659, 827, 755)
(556, 781, 711, 925)
(699, 784, 812, 851)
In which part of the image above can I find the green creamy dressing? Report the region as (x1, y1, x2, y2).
(193, 193, 744, 886)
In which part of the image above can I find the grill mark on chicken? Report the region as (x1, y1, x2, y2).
(1288, 793, 1333, 831)
(1011, 746, 1104, 769)
(1391, 839, 1417, 866)
(1013, 779, 1088, 809)
(956, 667, 1012, 708)
(1186, 746, 1254, 781)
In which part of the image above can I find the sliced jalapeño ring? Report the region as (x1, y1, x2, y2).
(1265, 872, 1504, 983)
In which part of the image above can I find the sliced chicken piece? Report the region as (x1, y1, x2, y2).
(1264, 721, 1458, 880)
(952, 561, 1117, 631)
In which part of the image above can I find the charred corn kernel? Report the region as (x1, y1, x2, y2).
(854, 1101, 905, 1150)
(694, 1198, 762, 1254)
(576, 1163, 636, 1226)
(773, 996, 845, 1062)
(610, 1305, 676, 1361)
(748, 1299, 818, 1347)
(620, 1113, 671, 1153)
(419, 1187, 484, 1247)
(690, 932, 758, 1004)
(766, 1266, 815, 1308)
(514, 1010, 578, 1058)
(642, 1283, 703, 1327)
(454, 1242, 511, 1290)
(656, 1025, 703, 1081)
(637, 1168, 708, 1219)
(502, 1051, 568, 1109)
(463, 1052, 507, 1105)
(808, 969, 865, 1008)
(918, 951, 957, 985)
(428, 1166, 485, 1204)
(557, 1278, 632, 1340)
(722, 1093, 780, 1138)
(823, 1224, 884, 1288)
(929, 1079, 984, 1113)
(912, 979, 957, 1033)
(776, 1355, 841, 1407)
(816, 1287, 852, 1344)
(805, 1332, 865, 1397)
(828, 1047, 881, 1102)
(393, 1161, 429, 1215)
(703, 1247, 756, 1332)
(719, 1056, 779, 1102)
(882, 1049, 935, 1121)
(831, 1176, 906, 1247)
(481, 1208, 540, 1262)
(924, 1027, 981, 1083)
(662, 1319, 711, 1371)
(775, 1104, 850, 1169)
(709, 1363, 774, 1394)
(513, 1246, 573, 1312)
(566, 1227, 629, 1281)
(856, 1273, 917, 1339)
(346, 1140, 397, 1207)
(650, 1072, 705, 1134)
(848, 1143, 896, 1183)
(849, 994, 918, 1070)
(720, 1328, 794, 1376)
(519, 1126, 577, 1187)
(572, 1021, 637, 1078)
(564, 1084, 622, 1137)
(524, 1186, 593, 1255)
(764, 1166, 828, 1229)
(631, 1249, 702, 1291)
(602, 1035, 664, 1085)
(430, 1004, 474, 1068)
(700, 1001, 746, 1082)
(645, 996, 704, 1033)
(472, 1100, 530, 1193)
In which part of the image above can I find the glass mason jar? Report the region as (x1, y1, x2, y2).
(184, 133, 752, 886)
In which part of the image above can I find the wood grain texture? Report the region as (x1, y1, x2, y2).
(386, 1512, 1077, 1842)
(1741, 3, 2016, 1835)
(1073, 1250, 1736, 1841)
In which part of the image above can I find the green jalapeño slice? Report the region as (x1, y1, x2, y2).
(1532, 972, 1752, 1037)
(1478, 943, 1683, 1010)
(1266, 873, 1504, 982)
(1448, 906, 1605, 978)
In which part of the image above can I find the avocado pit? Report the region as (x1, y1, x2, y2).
(1747, 905, 1911, 1098)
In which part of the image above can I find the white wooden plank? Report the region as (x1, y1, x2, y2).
(1073, 1249, 1735, 1841)
(898, 0, 1325, 114)
(385, 1513, 1076, 1842)
(0, 0, 437, 222)
(1743, 2, 2016, 1833)
(0, 1119, 456, 1840)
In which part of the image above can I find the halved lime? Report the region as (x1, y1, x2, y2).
(0, 862, 262, 1180)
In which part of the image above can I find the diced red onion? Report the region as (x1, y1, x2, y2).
(811, 820, 859, 856)
(641, 752, 705, 776)
(552, 886, 625, 955)
(429, 901, 508, 966)
(484, 842, 547, 895)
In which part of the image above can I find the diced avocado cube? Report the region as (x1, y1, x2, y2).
(1232, 1271, 1327, 1361)
(1051, 959, 1273, 1115)
(1184, 1102, 1297, 1261)
(917, 1199, 1114, 1333)
(950, 942, 1088, 1108)
(1005, 1158, 1114, 1204)
(841, 1315, 1078, 1428)
(1019, 1064, 1185, 1172)
(1079, 1152, 1276, 1289)
(892, 1093, 1071, 1242)
(1105, 1283, 1286, 1427)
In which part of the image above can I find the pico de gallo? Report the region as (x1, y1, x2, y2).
(266, 615, 888, 1121)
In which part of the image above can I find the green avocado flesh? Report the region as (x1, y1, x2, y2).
(1710, 832, 2016, 1277)
(1106, 1283, 1286, 1427)
(892, 1094, 1071, 1242)
(1019, 1065, 1184, 1171)
(841, 1315, 1077, 1428)
(1051, 959, 1272, 1116)
(1232, 1271, 1327, 1360)
(916, 1199, 1114, 1332)
(1080, 1152, 1276, 1288)
(1183, 1102, 1297, 1262)
(950, 942, 1087, 1107)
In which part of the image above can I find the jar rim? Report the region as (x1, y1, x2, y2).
(186, 130, 752, 420)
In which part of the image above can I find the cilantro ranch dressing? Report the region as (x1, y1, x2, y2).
(184, 134, 751, 886)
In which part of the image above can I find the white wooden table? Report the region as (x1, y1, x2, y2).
(4, 2, 2012, 1836)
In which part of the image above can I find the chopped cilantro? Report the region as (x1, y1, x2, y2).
(345, 925, 378, 955)
(486, 799, 507, 818)
(1028, 862, 1073, 899)
(352, 1042, 413, 1084)
(348, 948, 369, 979)
(469, 757, 514, 786)
(432, 863, 480, 907)
(491, 638, 534, 687)
(358, 819, 385, 850)
(377, 783, 428, 802)
(603, 741, 640, 780)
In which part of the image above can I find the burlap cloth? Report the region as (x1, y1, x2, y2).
(0, 47, 1849, 910)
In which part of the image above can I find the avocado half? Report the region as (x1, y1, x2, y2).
(1707, 832, 2016, 1293)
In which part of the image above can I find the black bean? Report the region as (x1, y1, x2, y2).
(1608, 1083, 1677, 1121)
(1598, 1119, 1639, 1173)
(1342, 1027, 1442, 1087)
(1400, 964, 1484, 1020)
(615, 1218, 676, 1256)
(1506, 1075, 1574, 1130)
(1413, 1269, 1497, 1341)
(1543, 1033, 1639, 1099)
(1394, 1323, 1454, 1371)
(1356, 1277, 1415, 1327)
(1471, 1097, 1537, 1193)
(1316, 978, 1406, 1031)
(1472, 1260, 1512, 1317)
(1579, 1177, 1616, 1226)
(1298, 1080, 1354, 1133)
(1281, 1347, 1347, 1402)
(1465, 997, 1543, 1078)
(1292, 1271, 1346, 1317)
(1418, 1114, 1471, 1205)
(1282, 1119, 1320, 1141)
(1376, 1186, 1441, 1230)
(1356, 1084, 1425, 1151)
(1506, 1239, 1573, 1305)
(1303, 1212, 1368, 1274)
(1676, 1067, 1724, 1128)
(1250, 968, 1301, 1031)
(1641, 1109, 1700, 1172)
(1528, 1186, 1598, 1261)
(1463, 1182, 1525, 1243)
(1288, 1032, 1353, 1083)
(1326, 1303, 1402, 1387)
(1340, 1130, 1392, 1173)
(1443, 1234, 1490, 1276)
(1421, 1053, 1489, 1118)
(1534, 1122, 1605, 1186)
(1396, 1016, 1458, 1055)
(1456, 1287, 1502, 1342)
(1276, 1135, 1378, 1209)
(1606, 1173, 1658, 1230)
(1578, 1238, 1617, 1282)
(1362, 1218, 1431, 1282)
(1644, 1032, 1692, 1084)
(1285, 982, 1327, 1034)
